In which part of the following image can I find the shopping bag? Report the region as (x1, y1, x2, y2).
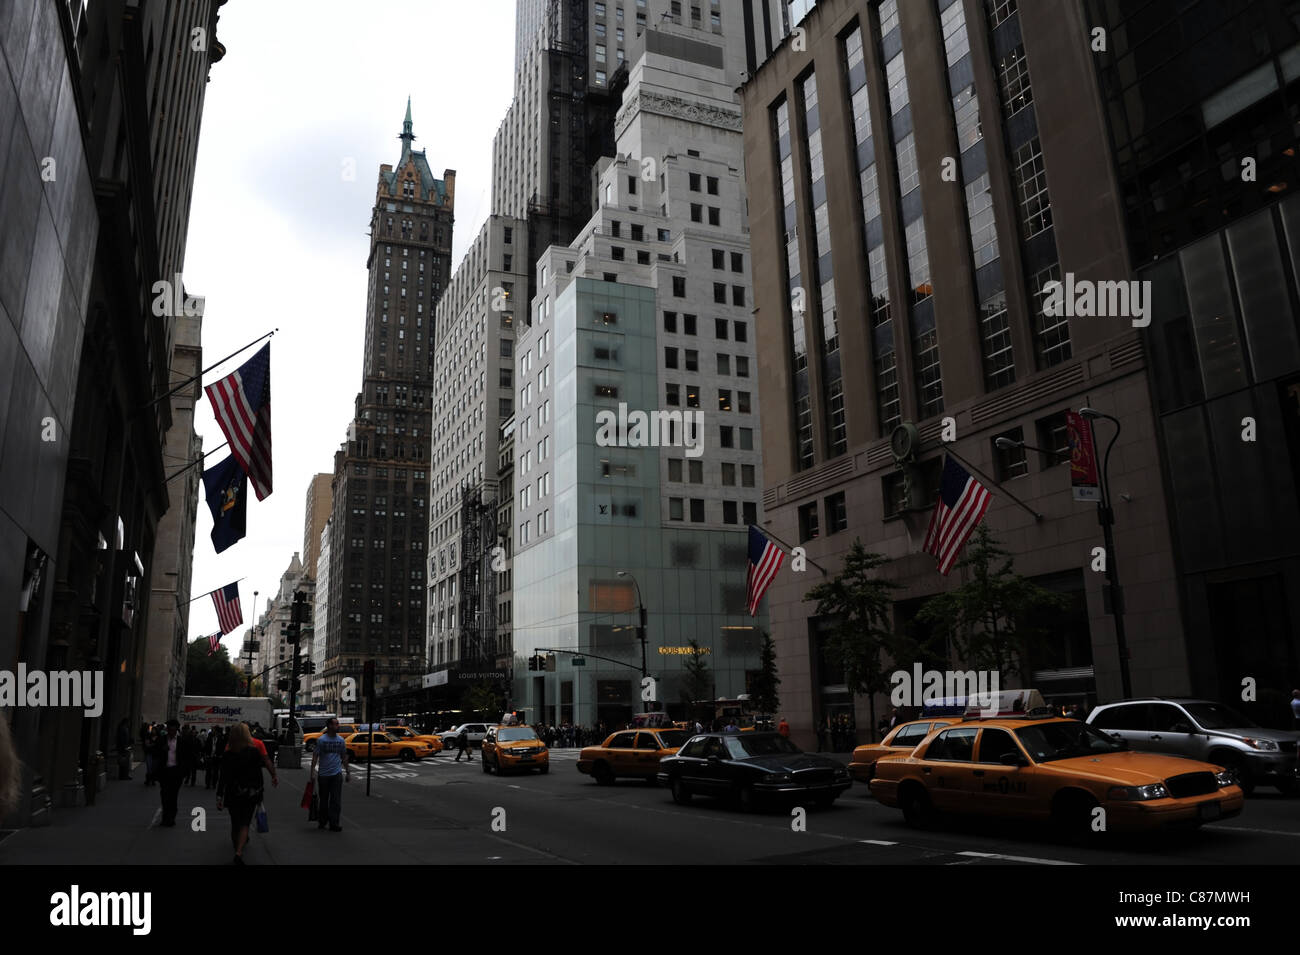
(255, 803, 269, 833)
(308, 792, 319, 822)
(300, 779, 315, 810)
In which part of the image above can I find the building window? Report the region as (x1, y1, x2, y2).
(798, 502, 819, 542)
(712, 248, 725, 269)
(736, 355, 749, 377)
(1036, 410, 1071, 470)
(684, 349, 698, 372)
(718, 389, 732, 412)
(708, 207, 720, 226)
(720, 426, 734, 448)
(666, 382, 681, 406)
(689, 172, 701, 191)
(669, 498, 684, 521)
(689, 459, 703, 483)
(722, 462, 736, 485)
(683, 314, 697, 335)
(1032, 262, 1072, 368)
(825, 492, 847, 534)
(716, 353, 731, 375)
(665, 347, 679, 369)
(714, 283, 727, 305)
(731, 286, 745, 307)
(689, 499, 705, 522)
(668, 459, 683, 482)
(979, 291, 1016, 391)
(723, 501, 739, 525)
(997, 45, 1034, 120)
(685, 385, 700, 409)
(1011, 137, 1052, 239)
(664, 311, 677, 333)
(673, 276, 686, 297)
(730, 251, 743, 272)
(691, 203, 703, 222)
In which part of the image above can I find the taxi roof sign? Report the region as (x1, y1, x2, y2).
(961, 688, 1046, 719)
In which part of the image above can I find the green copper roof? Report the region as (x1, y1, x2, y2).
(383, 100, 447, 204)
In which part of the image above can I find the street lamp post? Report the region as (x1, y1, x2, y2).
(996, 423, 1133, 698)
(1080, 407, 1132, 699)
(617, 571, 649, 713)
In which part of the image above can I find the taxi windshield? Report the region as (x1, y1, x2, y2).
(498, 728, 539, 742)
(1182, 702, 1256, 729)
(724, 734, 801, 759)
(656, 731, 689, 748)
(1015, 721, 1123, 762)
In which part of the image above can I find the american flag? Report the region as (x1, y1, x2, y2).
(207, 632, 221, 656)
(746, 525, 784, 616)
(205, 343, 272, 500)
(211, 582, 243, 635)
(922, 455, 992, 576)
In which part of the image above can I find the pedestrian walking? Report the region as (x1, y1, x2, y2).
(151, 719, 186, 826)
(1291, 689, 1300, 729)
(454, 726, 473, 762)
(204, 727, 226, 789)
(777, 717, 790, 738)
(216, 723, 276, 864)
(309, 718, 350, 832)
(141, 722, 155, 785)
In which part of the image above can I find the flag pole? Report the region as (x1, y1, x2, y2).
(140, 328, 278, 414)
(166, 441, 228, 484)
(186, 577, 247, 606)
(757, 524, 829, 576)
(928, 442, 1043, 521)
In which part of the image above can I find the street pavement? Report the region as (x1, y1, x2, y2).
(2, 749, 1296, 865)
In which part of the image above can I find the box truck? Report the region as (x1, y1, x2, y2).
(178, 695, 273, 730)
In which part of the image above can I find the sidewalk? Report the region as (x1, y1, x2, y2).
(0, 759, 541, 866)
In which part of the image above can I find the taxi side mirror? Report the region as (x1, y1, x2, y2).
(998, 752, 1028, 767)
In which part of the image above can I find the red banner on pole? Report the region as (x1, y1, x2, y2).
(1067, 411, 1101, 502)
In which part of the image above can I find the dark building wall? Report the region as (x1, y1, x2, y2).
(741, 0, 1184, 750)
(2, 0, 225, 825)
(1086, 0, 1300, 724)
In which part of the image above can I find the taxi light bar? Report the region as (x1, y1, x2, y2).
(960, 689, 1047, 720)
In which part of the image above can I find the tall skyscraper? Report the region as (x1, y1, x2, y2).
(320, 103, 454, 708)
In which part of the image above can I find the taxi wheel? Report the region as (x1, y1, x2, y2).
(671, 777, 692, 805)
(306, 741, 315, 753)
(899, 785, 935, 829)
(399, 749, 415, 761)
(1050, 790, 1098, 840)
(593, 762, 614, 786)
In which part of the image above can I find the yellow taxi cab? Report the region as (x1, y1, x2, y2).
(849, 717, 959, 782)
(869, 690, 1244, 835)
(577, 728, 691, 785)
(342, 731, 435, 762)
(304, 725, 360, 751)
(383, 725, 444, 754)
(481, 724, 549, 775)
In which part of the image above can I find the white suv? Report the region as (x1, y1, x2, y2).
(440, 723, 490, 749)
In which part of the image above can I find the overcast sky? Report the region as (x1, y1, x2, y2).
(184, 1, 516, 649)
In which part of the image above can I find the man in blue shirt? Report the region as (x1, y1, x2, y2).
(309, 718, 351, 832)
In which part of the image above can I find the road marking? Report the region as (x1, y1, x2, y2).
(859, 839, 898, 846)
(956, 850, 1079, 866)
(1205, 825, 1300, 837)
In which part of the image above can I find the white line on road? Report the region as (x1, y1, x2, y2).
(1205, 825, 1300, 837)
(956, 850, 1079, 866)
(859, 839, 898, 846)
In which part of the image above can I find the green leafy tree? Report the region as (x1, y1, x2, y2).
(463, 680, 499, 720)
(804, 540, 900, 735)
(749, 631, 781, 716)
(916, 524, 1070, 680)
(184, 638, 243, 695)
(680, 639, 713, 720)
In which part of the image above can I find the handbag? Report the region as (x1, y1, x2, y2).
(300, 779, 315, 810)
(255, 803, 269, 834)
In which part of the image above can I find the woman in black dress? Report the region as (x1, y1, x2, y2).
(215, 723, 272, 864)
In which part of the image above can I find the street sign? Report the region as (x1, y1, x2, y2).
(572, 657, 586, 666)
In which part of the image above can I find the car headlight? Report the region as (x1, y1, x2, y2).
(1241, 737, 1279, 751)
(537, 746, 547, 754)
(1107, 783, 1169, 801)
(1214, 771, 1235, 788)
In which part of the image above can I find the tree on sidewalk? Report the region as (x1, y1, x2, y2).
(680, 639, 713, 723)
(749, 631, 781, 717)
(184, 638, 242, 695)
(916, 524, 1069, 680)
(804, 540, 899, 737)
(463, 681, 499, 721)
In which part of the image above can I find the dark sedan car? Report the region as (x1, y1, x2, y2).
(657, 732, 852, 811)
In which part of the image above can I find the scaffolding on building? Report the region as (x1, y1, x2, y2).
(458, 481, 500, 665)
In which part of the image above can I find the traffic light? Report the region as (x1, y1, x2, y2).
(292, 590, 308, 624)
(545, 653, 557, 672)
(528, 654, 538, 671)
(277, 678, 289, 692)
